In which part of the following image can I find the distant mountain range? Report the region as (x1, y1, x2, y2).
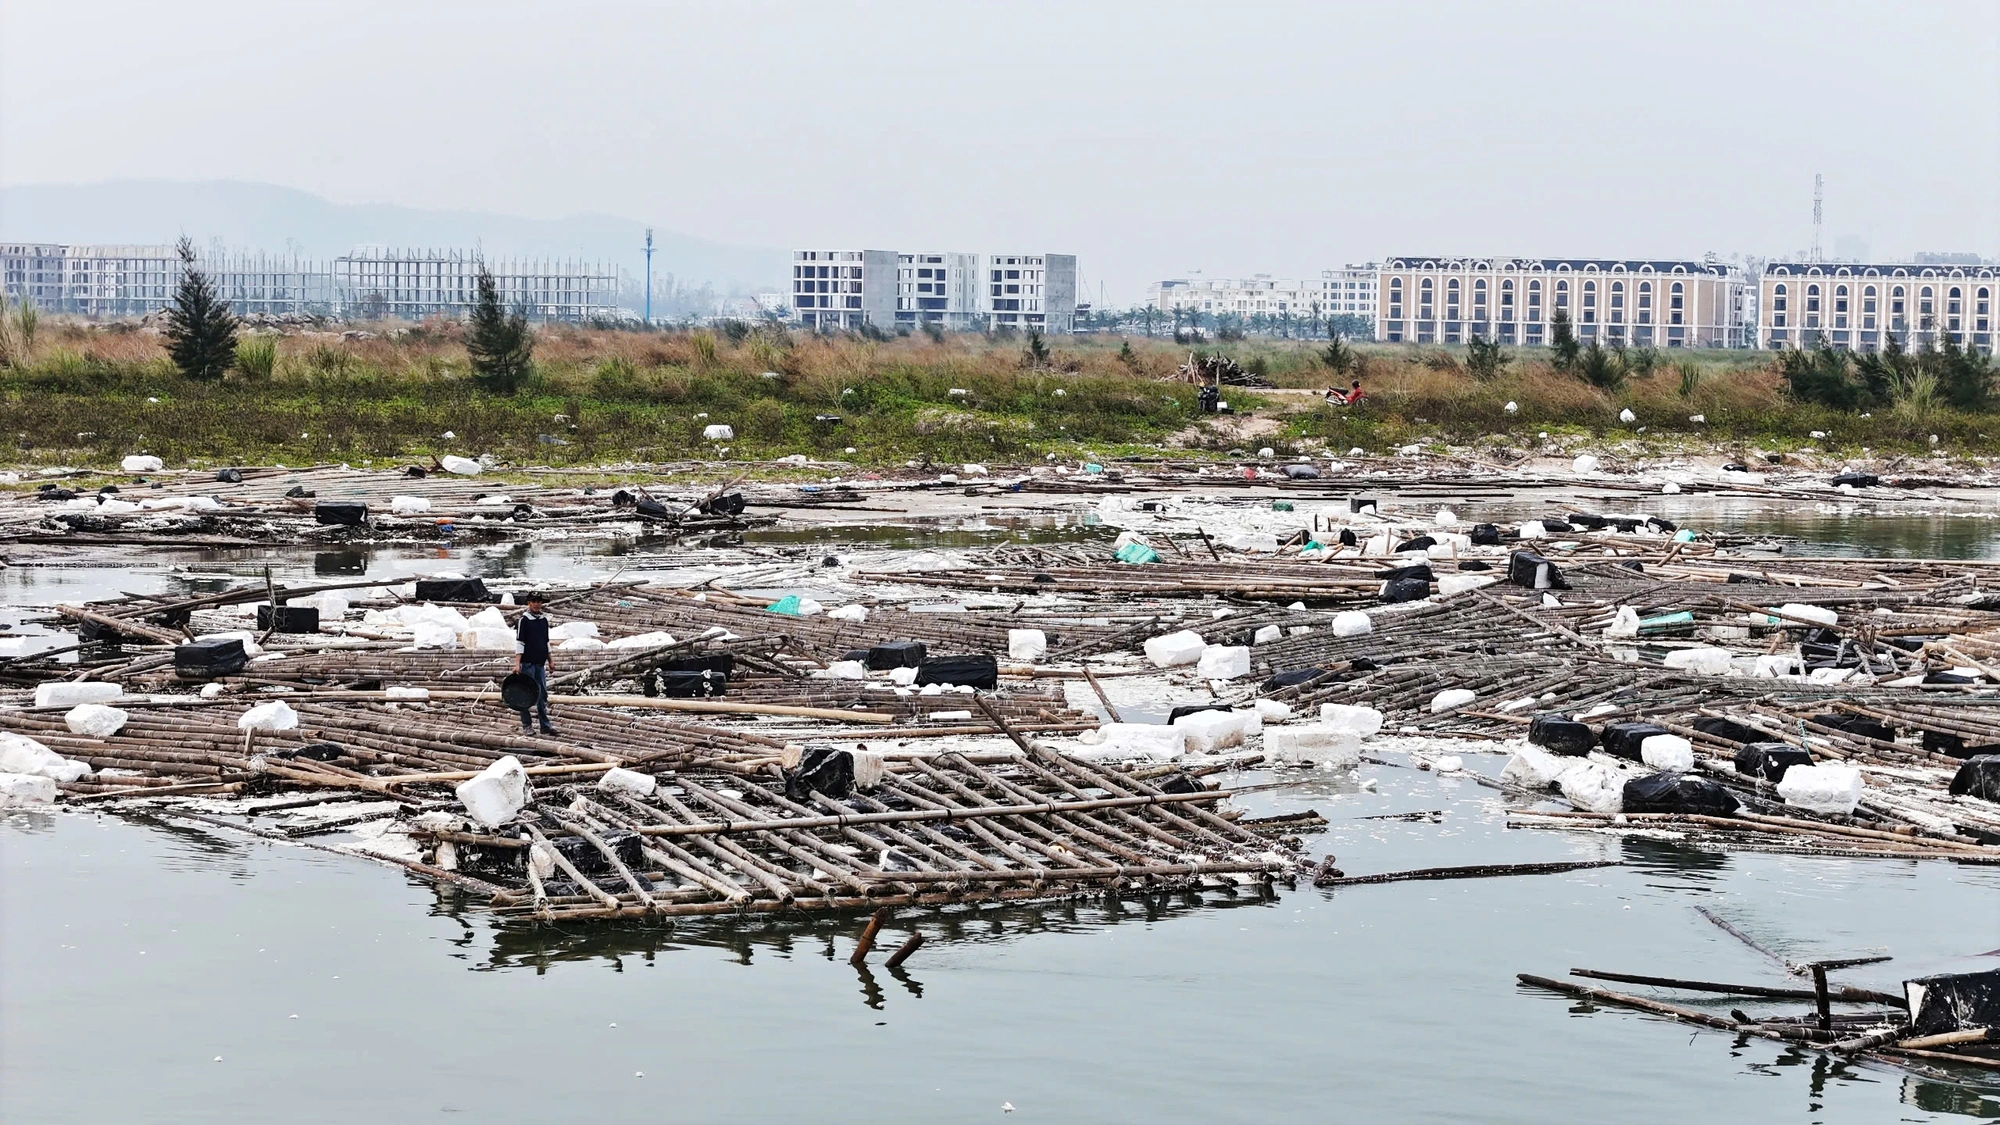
(0, 180, 787, 294)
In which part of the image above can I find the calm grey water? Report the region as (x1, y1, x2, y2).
(5, 501, 2000, 1123)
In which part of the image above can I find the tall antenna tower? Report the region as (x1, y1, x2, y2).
(1811, 174, 1823, 263)
(643, 228, 655, 326)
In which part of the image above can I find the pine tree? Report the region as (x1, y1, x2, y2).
(164, 237, 238, 381)
(466, 266, 533, 393)
(1548, 307, 1580, 373)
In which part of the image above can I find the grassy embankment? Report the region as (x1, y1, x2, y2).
(0, 319, 1990, 470)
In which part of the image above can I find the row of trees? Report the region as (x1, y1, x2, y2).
(1071, 304, 1372, 341)
(160, 239, 530, 391)
(1780, 331, 1992, 413)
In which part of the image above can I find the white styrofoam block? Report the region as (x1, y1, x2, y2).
(464, 606, 509, 631)
(1174, 709, 1254, 752)
(1572, 454, 1601, 474)
(888, 666, 920, 686)
(1604, 606, 1641, 637)
(462, 627, 516, 651)
(199, 682, 225, 699)
(1222, 532, 1280, 554)
(703, 424, 735, 441)
(1518, 520, 1548, 539)
(456, 755, 529, 828)
(439, 455, 482, 475)
(1501, 744, 1575, 790)
(120, 454, 164, 472)
(299, 592, 350, 620)
(1664, 646, 1734, 675)
(238, 700, 299, 732)
(1437, 573, 1497, 597)
(0, 772, 60, 805)
(1332, 611, 1373, 638)
(1318, 703, 1384, 737)
(64, 703, 128, 738)
(1075, 723, 1188, 761)
(1775, 764, 1864, 815)
(552, 620, 599, 640)
(1433, 754, 1464, 773)
(1008, 629, 1048, 662)
(597, 767, 657, 798)
(558, 636, 605, 651)
(607, 630, 678, 649)
(1617, 408, 1637, 424)
(825, 660, 868, 680)
(1807, 667, 1854, 685)
(0, 732, 91, 782)
(1196, 645, 1252, 680)
(1560, 759, 1625, 813)
(1112, 530, 1150, 549)
(1639, 734, 1694, 772)
(1769, 602, 1839, 628)
(1143, 630, 1208, 668)
(1252, 699, 1293, 722)
(1430, 688, 1477, 713)
(1753, 654, 1803, 678)
(1252, 624, 1283, 645)
(826, 604, 868, 622)
(34, 681, 123, 709)
(1435, 508, 1458, 526)
(390, 495, 432, 515)
(384, 686, 430, 700)
(1263, 726, 1361, 767)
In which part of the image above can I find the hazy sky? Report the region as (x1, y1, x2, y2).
(4, 0, 1997, 301)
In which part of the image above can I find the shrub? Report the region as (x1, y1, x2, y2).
(1465, 336, 1508, 381)
(743, 397, 785, 439)
(234, 335, 278, 380)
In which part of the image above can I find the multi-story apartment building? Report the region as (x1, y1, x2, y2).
(790, 249, 898, 331)
(1375, 256, 1746, 348)
(794, 249, 1076, 332)
(1758, 262, 1996, 355)
(330, 248, 618, 320)
(1320, 264, 1378, 318)
(1151, 276, 1317, 320)
(984, 253, 1076, 333)
(895, 251, 981, 330)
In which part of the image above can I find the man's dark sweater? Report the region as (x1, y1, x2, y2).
(516, 611, 551, 664)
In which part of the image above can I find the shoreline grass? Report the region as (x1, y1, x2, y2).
(2, 319, 1994, 469)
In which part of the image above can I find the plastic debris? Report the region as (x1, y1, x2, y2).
(1430, 688, 1476, 713)
(1143, 630, 1208, 668)
(120, 454, 164, 472)
(1265, 726, 1361, 767)
(703, 424, 735, 441)
(0, 773, 60, 805)
(1195, 645, 1251, 680)
(598, 767, 658, 798)
(1639, 734, 1694, 772)
(1775, 763, 1864, 815)
(34, 681, 123, 709)
(238, 700, 299, 732)
(0, 732, 92, 782)
(1007, 629, 1048, 662)
(438, 455, 482, 476)
(456, 755, 529, 828)
(1318, 703, 1384, 737)
(64, 703, 129, 738)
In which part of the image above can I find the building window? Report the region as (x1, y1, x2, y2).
(1499, 279, 1515, 319)
(1833, 284, 1849, 328)
(1527, 279, 1542, 320)
(1581, 280, 1596, 324)
(1669, 280, 1684, 326)
(1947, 286, 1964, 331)
(1554, 279, 1569, 311)
(1636, 281, 1652, 324)
(1920, 286, 1935, 326)
(1419, 277, 1433, 319)
(1609, 280, 1625, 322)
(1978, 287, 1992, 332)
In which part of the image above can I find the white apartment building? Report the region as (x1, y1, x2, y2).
(895, 251, 981, 330)
(791, 249, 898, 331)
(1151, 276, 1317, 321)
(794, 249, 1075, 332)
(331, 248, 619, 320)
(1375, 256, 1746, 348)
(1759, 262, 1996, 355)
(1149, 267, 1378, 331)
(984, 253, 1077, 333)
(1321, 264, 1378, 317)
